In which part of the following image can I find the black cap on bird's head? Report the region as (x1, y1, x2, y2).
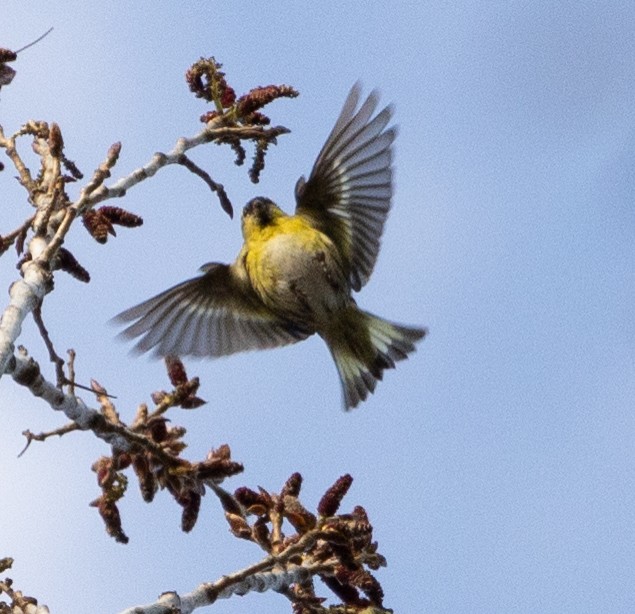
(242, 197, 279, 228)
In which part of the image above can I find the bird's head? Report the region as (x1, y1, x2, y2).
(241, 197, 284, 238)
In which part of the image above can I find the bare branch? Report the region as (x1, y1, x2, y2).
(37, 141, 122, 262)
(83, 123, 290, 208)
(0, 258, 50, 376)
(14, 27, 54, 54)
(32, 304, 65, 387)
(0, 125, 36, 189)
(0, 215, 35, 256)
(6, 347, 182, 457)
(0, 121, 288, 380)
(177, 154, 233, 218)
(117, 531, 323, 614)
(19, 422, 79, 457)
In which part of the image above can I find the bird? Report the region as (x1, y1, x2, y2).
(114, 83, 427, 409)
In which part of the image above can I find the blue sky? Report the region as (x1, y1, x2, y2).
(1, 2, 633, 613)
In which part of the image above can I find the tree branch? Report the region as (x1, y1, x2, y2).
(82, 123, 289, 207)
(117, 531, 329, 614)
(0, 123, 288, 381)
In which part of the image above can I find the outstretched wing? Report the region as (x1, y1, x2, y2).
(295, 83, 395, 292)
(114, 261, 309, 357)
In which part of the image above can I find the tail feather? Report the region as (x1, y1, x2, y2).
(323, 308, 426, 409)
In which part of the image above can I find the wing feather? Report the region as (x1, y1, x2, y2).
(295, 83, 396, 291)
(114, 261, 309, 357)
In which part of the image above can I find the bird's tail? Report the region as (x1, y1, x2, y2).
(322, 306, 427, 410)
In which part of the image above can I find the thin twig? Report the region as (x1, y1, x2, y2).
(32, 303, 65, 386)
(14, 27, 54, 54)
(0, 126, 35, 190)
(177, 154, 233, 218)
(67, 348, 76, 396)
(19, 422, 79, 457)
(83, 124, 289, 208)
(0, 214, 34, 255)
(117, 532, 331, 614)
(37, 142, 122, 263)
(7, 349, 191, 468)
(91, 378, 119, 423)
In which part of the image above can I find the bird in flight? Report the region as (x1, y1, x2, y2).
(115, 83, 427, 409)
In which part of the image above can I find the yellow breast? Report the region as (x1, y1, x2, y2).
(243, 215, 346, 323)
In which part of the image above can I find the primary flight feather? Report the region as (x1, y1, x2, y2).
(115, 83, 427, 409)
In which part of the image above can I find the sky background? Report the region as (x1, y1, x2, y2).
(1, 2, 634, 613)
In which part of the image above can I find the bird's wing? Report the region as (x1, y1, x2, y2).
(113, 261, 310, 357)
(294, 82, 395, 292)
